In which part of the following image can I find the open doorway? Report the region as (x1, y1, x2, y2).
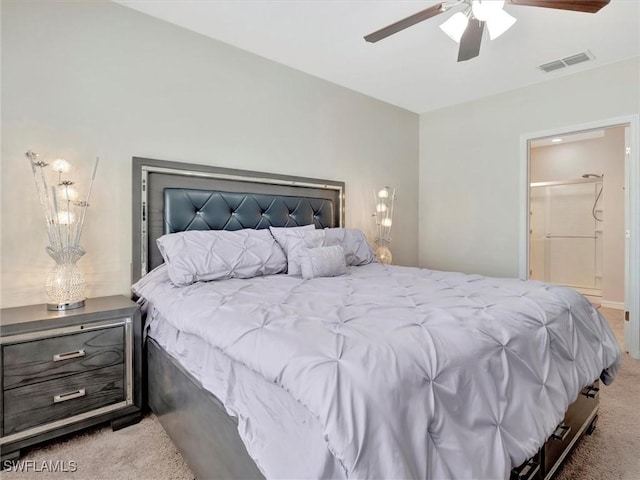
(519, 115, 640, 360)
(528, 127, 624, 309)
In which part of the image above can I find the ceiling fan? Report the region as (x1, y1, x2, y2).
(364, 0, 610, 62)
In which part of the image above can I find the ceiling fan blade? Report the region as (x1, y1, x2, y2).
(364, 3, 446, 43)
(506, 0, 610, 13)
(457, 19, 484, 62)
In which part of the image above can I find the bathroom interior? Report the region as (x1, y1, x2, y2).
(529, 125, 626, 310)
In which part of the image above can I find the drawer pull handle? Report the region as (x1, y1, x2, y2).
(53, 350, 86, 362)
(517, 459, 540, 480)
(53, 389, 86, 403)
(551, 423, 571, 442)
(581, 385, 600, 399)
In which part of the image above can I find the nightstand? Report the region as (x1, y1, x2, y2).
(0, 295, 142, 462)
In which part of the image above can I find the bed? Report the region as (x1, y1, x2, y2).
(131, 157, 622, 480)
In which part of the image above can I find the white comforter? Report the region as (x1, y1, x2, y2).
(133, 263, 621, 480)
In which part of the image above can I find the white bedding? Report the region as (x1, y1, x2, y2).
(146, 307, 345, 479)
(134, 262, 621, 479)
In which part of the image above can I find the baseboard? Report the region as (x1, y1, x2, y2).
(600, 301, 625, 310)
(575, 287, 602, 297)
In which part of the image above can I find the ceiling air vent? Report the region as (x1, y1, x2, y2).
(539, 60, 566, 73)
(563, 52, 591, 66)
(538, 51, 594, 73)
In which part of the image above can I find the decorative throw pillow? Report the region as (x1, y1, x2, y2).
(269, 225, 320, 274)
(282, 229, 326, 276)
(324, 228, 376, 266)
(269, 224, 315, 254)
(299, 245, 348, 279)
(156, 229, 287, 286)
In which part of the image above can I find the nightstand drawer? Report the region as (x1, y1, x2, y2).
(3, 326, 124, 389)
(4, 363, 125, 435)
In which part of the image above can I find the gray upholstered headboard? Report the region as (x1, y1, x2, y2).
(132, 157, 345, 283)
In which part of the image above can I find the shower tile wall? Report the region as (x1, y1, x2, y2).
(530, 182, 602, 293)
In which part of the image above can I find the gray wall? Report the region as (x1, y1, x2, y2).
(419, 57, 639, 277)
(1, 0, 419, 308)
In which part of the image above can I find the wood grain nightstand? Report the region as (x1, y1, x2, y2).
(0, 295, 142, 462)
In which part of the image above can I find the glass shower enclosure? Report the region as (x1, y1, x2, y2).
(529, 177, 603, 296)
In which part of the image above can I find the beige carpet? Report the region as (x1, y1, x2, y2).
(554, 307, 640, 480)
(2, 414, 193, 480)
(4, 308, 638, 480)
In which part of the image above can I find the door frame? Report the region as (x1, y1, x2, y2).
(518, 114, 640, 360)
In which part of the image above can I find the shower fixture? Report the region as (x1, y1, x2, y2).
(582, 173, 604, 221)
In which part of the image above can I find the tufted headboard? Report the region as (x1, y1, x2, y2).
(132, 157, 344, 283)
(163, 188, 336, 234)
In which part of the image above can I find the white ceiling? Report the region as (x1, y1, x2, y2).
(115, 0, 640, 113)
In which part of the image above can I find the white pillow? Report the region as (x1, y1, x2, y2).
(324, 228, 376, 266)
(131, 264, 170, 297)
(283, 229, 326, 276)
(300, 245, 347, 279)
(156, 229, 287, 286)
(269, 224, 315, 255)
(269, 225, 325, 275)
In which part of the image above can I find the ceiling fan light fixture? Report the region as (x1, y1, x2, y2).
(486, 8, 517, 40)
(439, 11, 469, 44)
(365, 0, 609, 63)
(471, 0, 505, 21)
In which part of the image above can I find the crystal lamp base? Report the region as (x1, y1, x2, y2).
(375, 244, 393, 265)
(44, 249, 87, 311)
